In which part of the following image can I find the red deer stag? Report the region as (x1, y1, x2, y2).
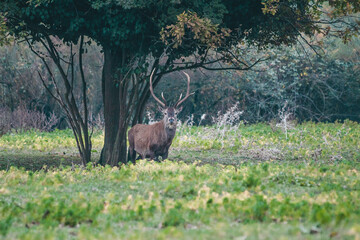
(128, 70, 193, 163)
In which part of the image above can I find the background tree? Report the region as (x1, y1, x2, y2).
(1, 0, 359, 166)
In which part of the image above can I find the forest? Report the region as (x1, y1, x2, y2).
(1, 0, 360, 239)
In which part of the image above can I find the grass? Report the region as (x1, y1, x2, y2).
(0, 121, 360, 239)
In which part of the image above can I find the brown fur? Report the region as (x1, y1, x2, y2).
(128, 117, 176, 163)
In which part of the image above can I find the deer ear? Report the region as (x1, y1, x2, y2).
(176, 106, 183, 113)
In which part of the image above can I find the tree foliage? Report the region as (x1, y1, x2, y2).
(4, 0, 359, 56)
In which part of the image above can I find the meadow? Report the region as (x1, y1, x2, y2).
(0, 121, 360, 239)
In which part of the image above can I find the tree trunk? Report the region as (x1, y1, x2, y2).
(99, 48, 127, 166)
(131, 97, 148, 126)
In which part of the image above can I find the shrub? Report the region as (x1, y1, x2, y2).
(0, 106, 59, 135)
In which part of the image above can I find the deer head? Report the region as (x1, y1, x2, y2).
(149, 69, 193, 130)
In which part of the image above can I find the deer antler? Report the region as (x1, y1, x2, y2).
(149, 69, 166, 108)
(174, 72, 194, 108)
(161, 92, 167, 106)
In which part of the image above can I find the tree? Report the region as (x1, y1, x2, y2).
(1, 0, 359, 166)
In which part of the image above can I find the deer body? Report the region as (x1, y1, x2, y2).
(128, 119, 176, 161)
(128, 70, 193, 163)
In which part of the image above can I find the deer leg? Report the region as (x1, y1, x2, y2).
(161, 148, 169, 161)
(128, 148, 136, 164)
(128, 133, 136, 164)
(131, 150, 137, 164)
(148, 153, 160, 162)
(161, 153, 168, 161)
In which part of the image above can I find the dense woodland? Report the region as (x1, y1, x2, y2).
(1, 36, 360, 130)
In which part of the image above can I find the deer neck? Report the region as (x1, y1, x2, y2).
(160, 120, 176, 140)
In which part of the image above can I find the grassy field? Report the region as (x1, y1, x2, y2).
(0, 121, 360, 239)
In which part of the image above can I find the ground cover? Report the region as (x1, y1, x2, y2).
(0, 121, 359, 239)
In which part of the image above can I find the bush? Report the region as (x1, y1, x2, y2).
(0, 106, 59, 135)
(152, 41, 360, 124)
(233, 49, 360, 122)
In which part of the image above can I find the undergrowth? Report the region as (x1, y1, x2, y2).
(1, 120, 359, 164)
(0, 120, 359, 239)
(0, 160, 360, 239)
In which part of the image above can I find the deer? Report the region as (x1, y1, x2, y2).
(128, 69, 194, 163)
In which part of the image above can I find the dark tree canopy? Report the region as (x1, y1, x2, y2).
(1, 0, 359, 165)
(3, 0, 352, 54)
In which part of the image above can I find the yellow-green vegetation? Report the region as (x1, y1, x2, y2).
(173, 120, 360, 163)
(1, 120, 359, 167)
(0, 129, 104, 154)
(0, 121, 360, 239)
(1, 161, 360, 239)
